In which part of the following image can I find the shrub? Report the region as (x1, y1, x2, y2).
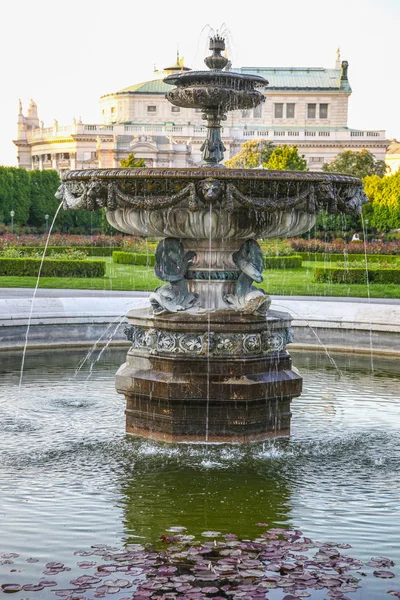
(315, 266, 400, 284)
(0, 257, 105, 278)
(1, 247, 89, 260)
(112, 251, 155, 266)
(299, 252, 400, 263)
(263, 255, 302, 269)
(335, 258, 400, 268)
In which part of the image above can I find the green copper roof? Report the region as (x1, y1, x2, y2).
(114, 65, 351, 96)
(235, 67, 351, 92)
(118, 79, 171, 94)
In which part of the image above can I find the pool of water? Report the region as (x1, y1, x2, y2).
(0, 348, 400, 598)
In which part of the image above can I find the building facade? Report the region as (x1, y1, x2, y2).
(14, 52, 388, 173)
(385, 140, 400, 174)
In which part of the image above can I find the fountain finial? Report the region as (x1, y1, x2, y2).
(204, 35, 229, 71)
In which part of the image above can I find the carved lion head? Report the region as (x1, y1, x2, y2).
(198, 178, 224, 204)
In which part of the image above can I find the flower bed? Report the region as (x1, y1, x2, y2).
(291, 238, 400, 255)
(0, 257, 106, 278)
(5, 246, 118, 257)
(0, 233, 149, 249)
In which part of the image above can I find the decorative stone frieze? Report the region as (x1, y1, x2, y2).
(124, 323, 294, 357)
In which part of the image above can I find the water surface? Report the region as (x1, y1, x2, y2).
(0, 348, 399, 598)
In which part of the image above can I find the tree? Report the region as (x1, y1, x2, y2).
(266, 145, 307, 171)
(29, 170, 61, 227)
(0, 166, 30, 226)
(363, 171, 400, 231)
(225, 139, 275, 169)
(120, 153, 146, 168)
(322, 149, 387, 179)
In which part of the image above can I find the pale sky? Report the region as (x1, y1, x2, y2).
(1, 0, 399, 166)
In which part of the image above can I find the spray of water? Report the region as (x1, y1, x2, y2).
(360, 213, 375, 374)
(272, 302, 344, 378)
(19, 201, 64, 389)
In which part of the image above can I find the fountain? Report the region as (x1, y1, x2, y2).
(57, 36, 366, 442)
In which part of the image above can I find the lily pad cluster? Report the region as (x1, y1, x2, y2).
(0, 527, 399, 599)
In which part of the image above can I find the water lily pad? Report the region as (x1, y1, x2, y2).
(103, 579, 131, 588)
(374, 570, 395, 578)
(22, 584, 45, 592)
(38, 579, 58, 587)
(1, 584, 22, 593)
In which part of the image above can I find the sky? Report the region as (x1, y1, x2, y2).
(1, 0, 399, 166)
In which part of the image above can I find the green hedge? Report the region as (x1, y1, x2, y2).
(12, 246, 117, 257)
(263, 255, 302, 269)
(113, 252, 301, 269)
(300, 252, 400, 263)
(0, 257, 106, 278)
(315, 267, 400, 284)
(112, 251, 155, 266)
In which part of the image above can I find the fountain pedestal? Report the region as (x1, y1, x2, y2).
(117, 308, 301, 442)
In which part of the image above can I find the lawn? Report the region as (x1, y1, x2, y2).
(0, 258, 399, 299)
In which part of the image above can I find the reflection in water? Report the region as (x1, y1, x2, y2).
(118, 446, 291, 543)
(0, 348, 399, 599)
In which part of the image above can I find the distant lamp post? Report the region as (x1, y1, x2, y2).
(45, 214, 49, 234)
(10, 210, 15, 234)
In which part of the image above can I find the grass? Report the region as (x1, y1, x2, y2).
(0, 258, 399, 299)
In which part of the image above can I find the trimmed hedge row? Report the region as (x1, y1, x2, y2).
(0, 257, 106, 278)
(113, 251, 156, 266)
(315, 267, 400, 284)
(263, 255, 302, 269)
(112, 252, 301, 269)
(13, 246, 117, 257)
(300, 252, 400, 263)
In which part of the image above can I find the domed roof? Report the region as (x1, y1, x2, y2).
(116, 53, 191, 95)
(117, 79, 172, 95)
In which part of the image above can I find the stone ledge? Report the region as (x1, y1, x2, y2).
(0, 295, 399, 354)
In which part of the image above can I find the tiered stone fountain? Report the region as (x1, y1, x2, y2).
(57, 36, 366, 442)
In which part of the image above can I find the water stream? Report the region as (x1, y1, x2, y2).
(18, 202, 64, 388)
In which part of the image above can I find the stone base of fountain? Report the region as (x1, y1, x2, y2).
(117, 308, 302, 442)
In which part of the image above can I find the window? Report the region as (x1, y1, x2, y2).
(241, 109, 250, 118)
(147, 105, 157, 113)
(307, 104, 316, 119)
(319, 104, 328, 119)
(286, 103, 295, 119)
(195, 108, 202, 113)
(253, 105, 263, 119)
(111, 107, 116, 115)
(274, 103, 283, 118)
(171, 106, 180, 113)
